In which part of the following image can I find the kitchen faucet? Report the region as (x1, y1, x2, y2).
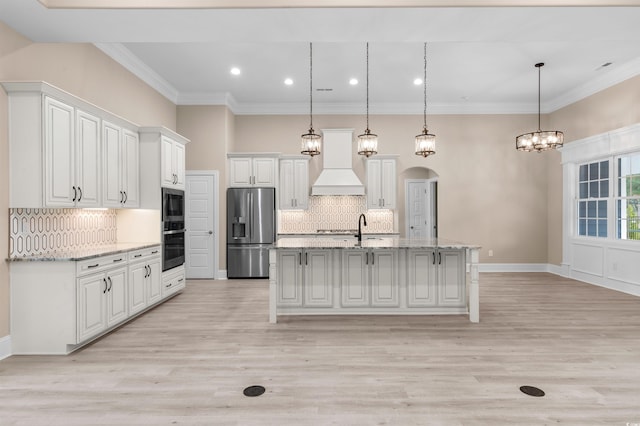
(356, 213, 367, 242)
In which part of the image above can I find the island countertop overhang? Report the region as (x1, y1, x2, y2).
(272, 237, 480, 250)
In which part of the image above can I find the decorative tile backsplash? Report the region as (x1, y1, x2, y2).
(279, 196, 394, 234)
(9, 209, 117, 257)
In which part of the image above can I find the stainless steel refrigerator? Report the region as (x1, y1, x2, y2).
(227, 187, 276, 278)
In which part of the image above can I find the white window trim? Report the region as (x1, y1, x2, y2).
(560, 123, 640, 296)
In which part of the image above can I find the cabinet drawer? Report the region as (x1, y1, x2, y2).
(76, 253, 127, 277)
(162, 266, 185, 298)
(128, 246, 161, 263)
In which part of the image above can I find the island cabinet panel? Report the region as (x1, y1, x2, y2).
(277, 250, 303, 306)
(406, 249, 438, 307)
(340, 251, 369, 307)
(437, 249, 466, 307)
(303, 250, 333, 307)
(371, 249, 399, 307)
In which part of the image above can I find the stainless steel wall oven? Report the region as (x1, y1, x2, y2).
(162, 188, 185, 272)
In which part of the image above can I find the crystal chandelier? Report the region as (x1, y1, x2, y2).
(516, 62, 564, 152)
(415, 42, 436, 157)
(357, 42, 378, 157)
(301, 42, 321, 156)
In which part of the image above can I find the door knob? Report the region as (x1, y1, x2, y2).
(410, 226, 414, 229)
(209, 231, 213, 234)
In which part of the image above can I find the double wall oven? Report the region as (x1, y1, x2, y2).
(162, 187, 185, 272)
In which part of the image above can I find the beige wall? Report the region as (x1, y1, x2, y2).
(177, 105, 233, 268)
(0, 21, 177, 340)
(546, 75, 640, 266)
(235, 113, 550, 263)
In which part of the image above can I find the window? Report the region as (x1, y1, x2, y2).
(577, 160, 609, 237)
(617, 153, 640, 240)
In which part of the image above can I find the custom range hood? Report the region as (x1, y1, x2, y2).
(311, 129, 365, 196)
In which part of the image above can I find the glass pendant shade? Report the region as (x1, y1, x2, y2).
(415, 127, 436, 157)
(516, 62, 564, 152)
(516, 130, 564, 152)
(301, 128, 321, 156)
(357, 129, 378, 157)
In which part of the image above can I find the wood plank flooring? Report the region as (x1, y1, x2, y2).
(1, 273, 640, 425)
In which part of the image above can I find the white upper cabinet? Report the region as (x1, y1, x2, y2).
(279, 156, 309, 210)
(102, 121, 139, 208)
(366, 155, 397, 209)
(160, 135, 186, 190)
(138, 127, 190, 209)
(2, 82, 138, 209)
(228, 153, 278, 187)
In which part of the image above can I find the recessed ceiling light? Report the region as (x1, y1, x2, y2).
(230, 67, 241, 76)
(284, 78, 294, 86)
(349, 78, 358, 85)
(414, 78, 423, 85)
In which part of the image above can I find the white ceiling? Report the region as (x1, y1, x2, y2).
(2, 1, 640, 114)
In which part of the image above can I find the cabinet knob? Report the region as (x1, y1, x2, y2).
(209, 231, 213, 235)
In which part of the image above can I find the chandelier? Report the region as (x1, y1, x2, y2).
(301, 42, 321, 156)
(357, 42, 378, 157)
(415, 42, 436, 157)
(516, 62, 564, 152)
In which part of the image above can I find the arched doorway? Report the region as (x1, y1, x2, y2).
(398, 167, 439, 239)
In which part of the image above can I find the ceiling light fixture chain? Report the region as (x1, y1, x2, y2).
(415, 42, 436, 158)
(357, 42, 378, 157)
(301, 41, 321, 157)
(515, 62, 564, 152)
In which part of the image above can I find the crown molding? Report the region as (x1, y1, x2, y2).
(546, 56, 640, 112)
(93, 43, 179, 104)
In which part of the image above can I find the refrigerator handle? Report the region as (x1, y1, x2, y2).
(249, 191, 254, 240)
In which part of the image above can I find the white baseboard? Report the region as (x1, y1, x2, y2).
(0, 335, 11, 360)
(216, 269, 228, 280)
(478, 263, 550, 273)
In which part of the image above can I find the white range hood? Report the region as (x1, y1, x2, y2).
(311, 129, 365, 196)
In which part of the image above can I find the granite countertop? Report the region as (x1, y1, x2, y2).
(7, 242, 161, 262)
(272, 237, 480, 249)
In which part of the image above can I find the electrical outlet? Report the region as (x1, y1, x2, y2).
(488, 249, 494, 257)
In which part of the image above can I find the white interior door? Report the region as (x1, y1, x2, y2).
(185, 171, 218, 279)
(406, 179, 438, 239)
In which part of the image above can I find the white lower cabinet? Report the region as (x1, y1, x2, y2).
(406, 248, 465, 308)
(276, 249, 332, 308)
(162, 265, 186, 298)
(340, 249, 399, 308)
(9, 245, 184, 355)
(77, 265, 127, 343)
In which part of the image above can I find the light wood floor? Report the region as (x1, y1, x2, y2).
(1, 273, 640, 425)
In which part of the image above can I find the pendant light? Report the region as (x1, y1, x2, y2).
(301, 42, 321, 157)
(516, 62, 564, 152)
(415, 42, 436, 157)
(357, 42, 378, 157)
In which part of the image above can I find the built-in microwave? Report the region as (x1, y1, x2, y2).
(162, 187, 184, 225)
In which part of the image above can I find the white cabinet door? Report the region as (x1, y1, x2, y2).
(406, 249, 437, 307)
(147, 258, 162, 305)
(173, 142, 185, 189)
(162, 266, 186, 298)
(293, 159, 309, 209)
(161, 136, 175, 188)
(277, 250, 303, 307)
(253, 157, 276, 186)
(102, 122, 122, 207)
(44, 96, 75, 207)
(371, 249, 399, 307)
(341, 250, 369, 307)
(75, 110, 101, 208)
(279, 159, 295, 209)
(106, 267, 128, 327)
(128, 262, 147, 316)
(77, 273, 106, 342)
(121, 129, 139, 207)
(366, 159, 382, 210)
(437, 249, 466, 307)
(229, 158, 253, 186)
(303, 250, 332, 307)
(380, 158, 396, 209)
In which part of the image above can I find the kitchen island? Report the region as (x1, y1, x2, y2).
(269, 237, 480, 323)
